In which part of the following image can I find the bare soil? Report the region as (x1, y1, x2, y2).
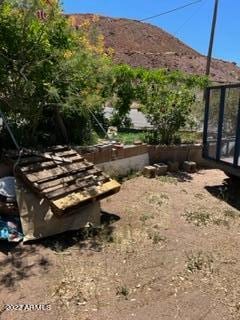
(1, 169, 240, 320)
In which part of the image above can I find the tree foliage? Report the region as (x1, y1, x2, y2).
(0, 0, 209, 147)
(0, 0, 112, 146)
(110, 65, 208, 144)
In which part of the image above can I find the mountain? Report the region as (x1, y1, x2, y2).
(67, 14, 240, 83)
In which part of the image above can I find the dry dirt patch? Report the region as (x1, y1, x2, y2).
(0, 169, 240, 320)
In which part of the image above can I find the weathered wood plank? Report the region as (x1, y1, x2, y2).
(40, 173, 104, 195)
(45, 178, 96, 200)
(20, 155, 84, 173)
(18, 156, 51, 166)
(25, 162, 94, 183)
(48, 150, 78, 158)
(45, 175, 109, 200)
(37, 168, 102, 191)
(46, 145, 69, 152)
(52, 180, 121, 212)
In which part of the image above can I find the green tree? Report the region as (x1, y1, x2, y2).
(109, 64, 136, 128)
(139, 70, 208, 144)
(0, 0, 112, 146)
(110, 66, 208, 144)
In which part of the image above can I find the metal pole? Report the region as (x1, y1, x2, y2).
(206, 0, 219, 76)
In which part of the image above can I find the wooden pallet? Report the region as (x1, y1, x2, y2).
(5, 146, 120, 215)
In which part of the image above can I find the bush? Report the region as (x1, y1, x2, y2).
(0, 0, 112, 147)
(110, 66, 208, 145)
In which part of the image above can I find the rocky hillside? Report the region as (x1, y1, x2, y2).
(67, 14, 240, 83)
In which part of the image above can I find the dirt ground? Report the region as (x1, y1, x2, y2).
(1, 169, 240, 320)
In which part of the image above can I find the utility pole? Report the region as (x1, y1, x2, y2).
(206, 0, 219, 76)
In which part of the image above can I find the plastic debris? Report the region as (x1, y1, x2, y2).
(0, 176, 16, 199)
(0, 216, 23, 242)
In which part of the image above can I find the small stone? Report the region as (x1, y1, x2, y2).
(183, 161, 197, 173)
(154, 163, 168, 176)
(143, 166, 157, 178)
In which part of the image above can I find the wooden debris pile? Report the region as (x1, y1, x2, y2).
(4, 146, 120, 215)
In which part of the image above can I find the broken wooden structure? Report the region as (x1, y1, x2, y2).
(4, 146, 120, 216)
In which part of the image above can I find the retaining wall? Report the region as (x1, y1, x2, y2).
(76, 144, 206, 175)
(148, 144, 207, 167)
(0, 144, 207, 178)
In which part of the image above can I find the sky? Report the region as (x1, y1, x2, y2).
(62, 0, 240, 65)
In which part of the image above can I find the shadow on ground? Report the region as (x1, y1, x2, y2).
(34, 211, 120, 253)
(0, 212, 120, 289)
(0, 244, 51, 289)
(172, 171, 193, 182)
(205, 178, 240, 211)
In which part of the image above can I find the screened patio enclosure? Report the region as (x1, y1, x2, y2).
(203, 83, 240, 172)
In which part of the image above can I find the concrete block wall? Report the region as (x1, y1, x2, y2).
(148, 144, 206, 167)
(98, 153, 149, 176)
(0, 144, 208, 179)
(76, 143, 206, 176)
(76, 144, 148, 165)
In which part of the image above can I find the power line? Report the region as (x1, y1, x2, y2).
(113, 0, 204, 50)
(139, 0, 202, 23)
(173, 0, 207, 36)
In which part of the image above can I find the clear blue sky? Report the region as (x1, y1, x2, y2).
(62, 0, 240, 65)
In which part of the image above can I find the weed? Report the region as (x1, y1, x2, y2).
(213, 218, 229, 228)
(184, 210, 211, 226)
(186, 251, 214, 274)
(194, 193, 205, 200)
(114, 170, 140, 183)
(159, 193, 169, 200)
(157, 175, 178, 185)
(184, 209, 230, 227)
(148, 231, 167, 244)
(95, 225, 115, 243)
(148, 193, 169, 207)
(224, 209, 239, 219)
(116, 286, 129, 299)
(218, 186, 229, 201)
(140, 213, 154, 223)
(52, 240, 65, 252)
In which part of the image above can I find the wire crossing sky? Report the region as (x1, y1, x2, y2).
(63, 0, 240, 65)
(139, 0, 202, 22)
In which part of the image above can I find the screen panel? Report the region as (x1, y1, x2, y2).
(220, 87, 240, 164)
(206, 89, 221, 159)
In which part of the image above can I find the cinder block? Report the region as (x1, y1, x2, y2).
(183, 161, 197, 173)
(84, 152, 95, 163)
(123, 145, 148, 159)
(111, 148, 118, 161)
(95, 148, 112, 164)
(143, 166, 157, 178)
(167, 161, 179, 172)
(113, 144, 125, 160)
(154, 163, 168, 176)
